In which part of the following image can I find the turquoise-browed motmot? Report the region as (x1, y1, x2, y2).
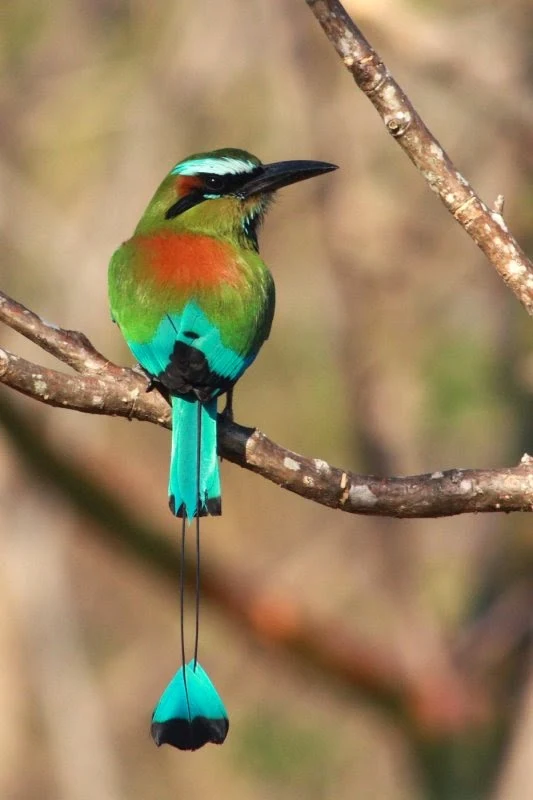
(108, 148, 337, 750)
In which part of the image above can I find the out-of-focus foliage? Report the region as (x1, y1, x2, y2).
(1, 1, 533, 798)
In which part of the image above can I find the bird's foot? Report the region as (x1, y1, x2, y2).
(219, 388, 234, 424)
(218, 389, 234, 463)
(133, 364, 170, 402)
(145, 376, 160, 393)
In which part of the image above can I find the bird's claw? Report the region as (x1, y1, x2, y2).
(220, 388, 234, 424)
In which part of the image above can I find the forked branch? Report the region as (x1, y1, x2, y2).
(1, 289, 533, 518)
(2, 4, 533, 518)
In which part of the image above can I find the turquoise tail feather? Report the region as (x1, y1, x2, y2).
(156, 397, 227, 751)
(151, 660, 229, 750)
(169, 396, 221, 519)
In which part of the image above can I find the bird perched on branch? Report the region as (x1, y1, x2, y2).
(108, 147, 337, 750)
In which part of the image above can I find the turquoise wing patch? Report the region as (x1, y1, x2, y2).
(127, 302, 253, 384)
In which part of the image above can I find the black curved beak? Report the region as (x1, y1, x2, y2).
(237, 160, 338, 199)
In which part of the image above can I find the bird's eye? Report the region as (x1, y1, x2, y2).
(203, 175, 226, 194)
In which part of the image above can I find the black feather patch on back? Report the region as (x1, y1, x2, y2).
(158, 340, 233, 402)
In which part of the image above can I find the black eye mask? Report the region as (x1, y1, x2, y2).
(165, 167, 265, 219)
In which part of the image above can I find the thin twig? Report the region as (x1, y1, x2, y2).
(305, 0, 533, 314)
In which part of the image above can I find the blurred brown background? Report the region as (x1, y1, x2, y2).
(1, 1, 533, 798)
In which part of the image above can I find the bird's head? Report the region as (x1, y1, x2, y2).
(135, 148, 337, 249)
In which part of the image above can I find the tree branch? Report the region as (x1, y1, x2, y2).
(3, 8, 532, 518)
(0, 290, 111, 373)
(305, 0, 533, 315)
(0, 392, 487, 734)
(1, 289, 533, 517)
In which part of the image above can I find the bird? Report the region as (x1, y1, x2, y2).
(108, 147, 337, 751)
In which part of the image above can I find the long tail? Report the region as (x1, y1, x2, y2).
(168, 396, 221, 519)
(152, 395, 228, 750)
(150, 515, 229, 750)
